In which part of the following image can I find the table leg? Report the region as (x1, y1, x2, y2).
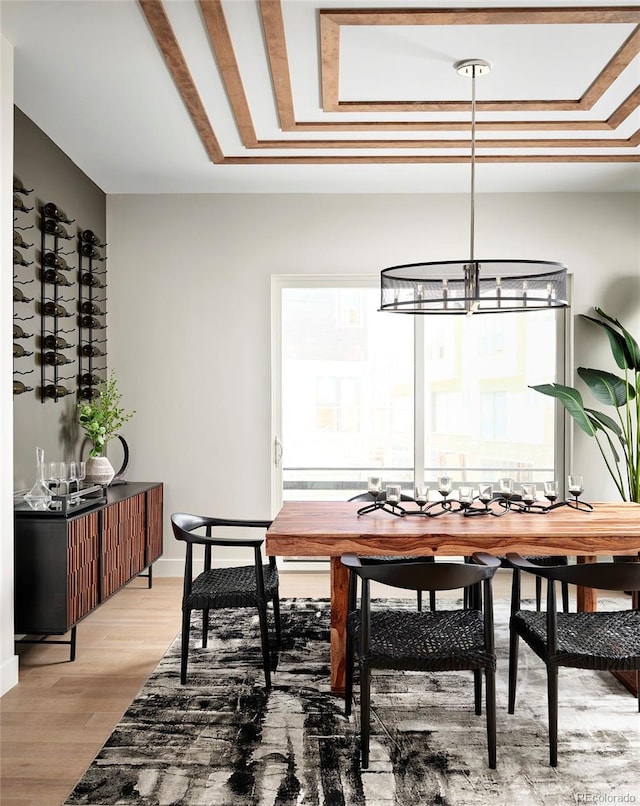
(330, 556, 349, 694)
(576, 555, 598, 611)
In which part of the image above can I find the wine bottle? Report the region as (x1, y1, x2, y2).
(44, 220, 72, 239)
(42, 301, 71, 317)
(13, 248, 32, 266)
(13, 231, 33, 248)
(13, 380, 34, 395)
(43, 384, 72, 398)
(44, 334, 73, 350)
(43, 252, 71, 271)
(80, 243, 104, 260)
(13, 194, 33, 212)
(13, 177, 33, 194)
(80, 344, 104, 357)
(80, 372, 103, 386)
(43, 269, 72, 286)
(81, 230, 105, 247)
(80, 272, 103, 288)
(13, 343, 34, 358)
(13, 287, 34, 303)
(43, 202, 74, 224)
(80, 315, 105, 330)
(79, 387, 101, 400)
(80, 301, 104, 316)
(13, 324, 33, 339)
(44, 351, 72, 366)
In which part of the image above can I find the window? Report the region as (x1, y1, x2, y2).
(272, 276, 565, 508)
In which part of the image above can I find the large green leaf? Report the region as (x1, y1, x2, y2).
(577, 367, 635, 407)
(584, 407, 623, 439)
(592, 308, 640, 370)
(580, 313, 632, 370)
(529, 383, 596, 436)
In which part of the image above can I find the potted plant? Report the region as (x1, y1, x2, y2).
(531, 307, 639, 503)
(77, 371, 136, 485)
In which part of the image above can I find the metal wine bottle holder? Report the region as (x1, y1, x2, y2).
(356, 491, 592, 518)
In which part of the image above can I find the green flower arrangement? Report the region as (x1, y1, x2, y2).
(77, 371, 136, 458)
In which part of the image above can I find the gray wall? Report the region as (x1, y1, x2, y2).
(13, 108, 106, 490)
(106, 192, 640, 576)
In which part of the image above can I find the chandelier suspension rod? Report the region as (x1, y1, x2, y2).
(469, 63, 478, 264)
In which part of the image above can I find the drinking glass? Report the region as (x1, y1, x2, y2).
(438, 475, 452, 499)
(414, 485, 429, 506)
(543, 480, 558, 504)
(479, 483, 493, 504)
(521, 484, 537, 507)
(385, 484, 402, 505)
(58, 461, 69, 496)
(68, 462, 78, 498)
(75, 461, 87, 501)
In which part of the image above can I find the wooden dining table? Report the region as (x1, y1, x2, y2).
(266, 499, 640, 694)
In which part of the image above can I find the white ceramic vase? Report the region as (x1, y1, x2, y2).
(85, 455, 115, 486)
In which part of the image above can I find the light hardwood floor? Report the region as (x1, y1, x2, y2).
(0, 569, 622, 806)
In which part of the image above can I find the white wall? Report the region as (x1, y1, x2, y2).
(107, 192, 640, 576)
(1, 34, 19, 695)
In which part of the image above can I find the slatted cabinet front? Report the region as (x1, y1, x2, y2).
(101, 492, 146, 598)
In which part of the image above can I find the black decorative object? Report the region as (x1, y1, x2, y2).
(40, 201, 77, 402)
(77, 228, 107, 400)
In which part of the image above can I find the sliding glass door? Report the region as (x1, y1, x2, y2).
(272, 275, 565, 511)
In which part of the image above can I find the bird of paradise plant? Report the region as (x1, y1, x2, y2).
(531, 307, 639, 503)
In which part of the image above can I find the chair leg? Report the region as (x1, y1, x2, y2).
(272, 594, 282, 647)
(474, 669, 482, 715)
(429, 590, 436, 612)
(561, 582, 569, 614)
(485, 668, 497, 769)
(637, 670, 639, 713)
(202, 608, 210, 648)
(417, 590, 422, 612)
(345, 629, 354, 717)
(535, 577, 542, 611)
(257, 604, 272, 689)
(547, 666, 559, 766)
(508, 629, 519, 714)
(360, 665, 371, 769)
(180, 608, 191, 685)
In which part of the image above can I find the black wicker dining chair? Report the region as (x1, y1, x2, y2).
(506, 553, 640, 766)
(171, 512, 281, 688)
(348, 492, 436, 611)
(342, 552, 500, 769)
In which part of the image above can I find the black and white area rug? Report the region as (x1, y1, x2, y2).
(66, 598, 640, 806)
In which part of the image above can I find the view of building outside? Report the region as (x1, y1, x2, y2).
(279, 283, 558, 502)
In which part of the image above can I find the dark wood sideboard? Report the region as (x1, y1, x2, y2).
(14, 482, 163, 658)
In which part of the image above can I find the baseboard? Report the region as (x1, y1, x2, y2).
(0, 651, 19, 696)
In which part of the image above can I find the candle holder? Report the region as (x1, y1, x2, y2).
(356, 479, 408, 517)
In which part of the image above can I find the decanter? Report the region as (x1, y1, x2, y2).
(24, 447, 52, 510)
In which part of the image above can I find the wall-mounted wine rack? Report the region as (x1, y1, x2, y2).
(13, 179, 108, 403)
(77, 229, 107, 399)
(13, 177, 36, 396)
(40, 201, 77, 402)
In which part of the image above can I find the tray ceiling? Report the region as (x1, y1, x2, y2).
(2, 0, 639, 193)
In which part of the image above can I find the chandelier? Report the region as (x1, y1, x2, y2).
(380, 59, 569, 315)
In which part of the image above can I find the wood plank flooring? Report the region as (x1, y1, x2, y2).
(0, 570, 623, 806)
